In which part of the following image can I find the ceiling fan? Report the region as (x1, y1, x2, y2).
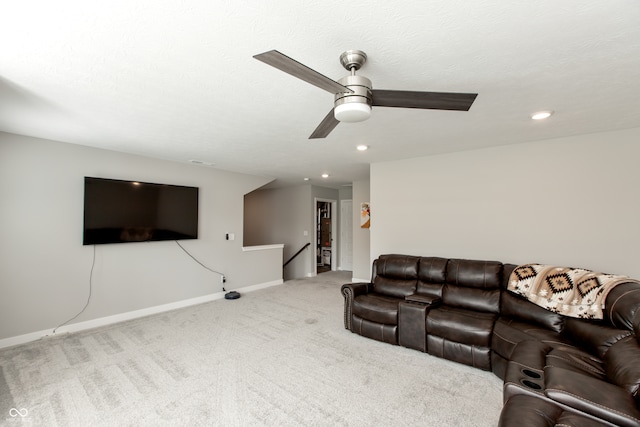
(253, 49, 478, 139)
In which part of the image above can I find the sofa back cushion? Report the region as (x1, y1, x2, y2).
(500, 264, 565, 333)
(416, 257, 448, 297)
(502, 263, 566, 333)
(446, 258, 503, 288)
(563, 317, 631, 359)
(443, 259, 503, 313)
(373, 254, 419, 298)
(501, 291, 566, 333)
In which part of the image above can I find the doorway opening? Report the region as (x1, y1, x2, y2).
(315, 199, 337, 275)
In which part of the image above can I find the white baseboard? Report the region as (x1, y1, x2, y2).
(233, 279, 283, 294)
(0, 330, 48, 350)
(0, 279, 283, 350)
(351, 277, 370, 283)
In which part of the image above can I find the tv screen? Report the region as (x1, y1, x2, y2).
(83, 177, 199, 245)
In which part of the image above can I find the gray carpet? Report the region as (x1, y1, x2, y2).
(0, 271, 502, 426)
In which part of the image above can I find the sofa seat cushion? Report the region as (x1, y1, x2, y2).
(351, 316, 398, 345)
(492, 317, 565, 360)
(499, 394, 611, 427)
(603, 335, 640, 398)
(545, 345, 606, 380)
(427, 306, 497, 347)
(544, 366, 640, 427)
(427, 336, 492, 370)
(353, 293, 400, 325)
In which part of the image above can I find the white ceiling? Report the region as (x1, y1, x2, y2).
(2, 1, 640, 189)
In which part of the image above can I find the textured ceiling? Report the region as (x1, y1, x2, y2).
(1, 1, 640, 189)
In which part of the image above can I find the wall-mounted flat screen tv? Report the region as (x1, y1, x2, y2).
(83, 177, 199, 245)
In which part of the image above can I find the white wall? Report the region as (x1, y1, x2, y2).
(337, 186, 353, 272)
(371, 127, 640, 279)
(339, 187, 353, 201)
(244, 185, 312, 279)
(352, 179, 371, 282)
(244, 184, 341, 279)
(0, 132, 280, 342)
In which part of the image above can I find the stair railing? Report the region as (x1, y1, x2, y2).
(283, 242, 311, 268)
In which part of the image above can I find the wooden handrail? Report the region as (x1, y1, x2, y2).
(283, 242, 310, 268)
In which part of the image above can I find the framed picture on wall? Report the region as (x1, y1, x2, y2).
(361, 202, 370, 229)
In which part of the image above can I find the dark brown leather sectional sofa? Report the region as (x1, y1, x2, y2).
(341, 254, 640, 426)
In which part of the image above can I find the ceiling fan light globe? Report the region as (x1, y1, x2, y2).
(334, 103, 371, 122)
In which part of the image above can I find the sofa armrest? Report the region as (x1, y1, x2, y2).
(342, 282, 371, 296)
(405, 294, 442, 306)
(341, 282, 372, 330)
(544, 366, 640, 427)
(510, 339, 552, 370)
(503, 340, 551, 403)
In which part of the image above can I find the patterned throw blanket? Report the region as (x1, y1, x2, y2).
(507, 264, 639, 319)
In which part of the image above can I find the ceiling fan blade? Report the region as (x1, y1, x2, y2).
(372, 89, 477, 111)
(253, 50, 352, 94)
(309, 109, 340, 139)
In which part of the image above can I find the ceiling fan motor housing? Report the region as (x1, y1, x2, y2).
(334, 75, 373, 122)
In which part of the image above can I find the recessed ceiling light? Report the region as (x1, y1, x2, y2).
(356, 145, 368, 151)
(321, 173, 329, 178)
(303, 177, 310, 181)
(531, 111, 553, 120)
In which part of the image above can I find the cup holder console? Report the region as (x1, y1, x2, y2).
(520, 379, 542, 390)
(521, 369, 542, 379)
(519, 368, 543, 391)
(504, 365, 546, 401)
